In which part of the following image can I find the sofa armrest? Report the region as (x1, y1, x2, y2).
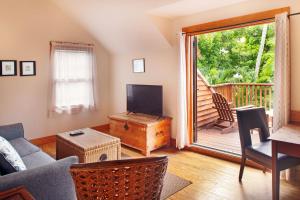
(0, 156, 78, 200)
(0, 123, 24, 140)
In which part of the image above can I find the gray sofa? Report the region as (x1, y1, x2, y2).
(0, 123, 78, 200)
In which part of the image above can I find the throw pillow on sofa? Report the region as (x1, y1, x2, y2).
(0, 136, 26, 174)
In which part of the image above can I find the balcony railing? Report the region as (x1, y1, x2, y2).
(210, 83, 274, 111)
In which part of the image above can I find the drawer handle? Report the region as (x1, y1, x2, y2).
(156, 131, 164, 136)
(99, 154, 107, 161)
(124, 123, 129, 130)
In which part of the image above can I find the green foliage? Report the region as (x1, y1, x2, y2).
(197, 23, 275, 85)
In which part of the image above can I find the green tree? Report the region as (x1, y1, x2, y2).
(197, 23, 275, 85)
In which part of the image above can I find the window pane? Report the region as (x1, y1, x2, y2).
(55, 81, 92, 107)
(54, 50, 92, 81)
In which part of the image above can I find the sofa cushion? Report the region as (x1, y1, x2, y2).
(22, 151, 55, 169)
(9, 138, 40, 157)
(0, 136, 27, 175)
(0, 123, 24, 141)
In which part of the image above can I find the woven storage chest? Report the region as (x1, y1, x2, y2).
(56, 128, 121, 163)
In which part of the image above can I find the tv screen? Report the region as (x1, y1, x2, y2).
(127, 84, 163, 116)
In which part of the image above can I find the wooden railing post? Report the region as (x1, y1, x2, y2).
(260, 86, 263, 107)
(209, 83, 273, 110)
(198, 81, 273, 127)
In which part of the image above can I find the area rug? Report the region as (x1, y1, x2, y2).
(121, 153, 191, 199)
(160, 172, 191, 199)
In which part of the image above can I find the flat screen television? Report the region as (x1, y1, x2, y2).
(126, 84, 163, 116)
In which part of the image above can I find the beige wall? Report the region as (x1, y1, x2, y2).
(108, 49, 178, 137)
(0, 0, 110, 139)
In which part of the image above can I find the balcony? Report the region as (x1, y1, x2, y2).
(196, 71, 273, 154)
(211, 83, 273, 111)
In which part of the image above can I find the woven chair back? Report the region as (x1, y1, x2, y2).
(70, 156, 168, 200)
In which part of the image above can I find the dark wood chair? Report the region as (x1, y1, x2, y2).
(212, 92, 253, 133)
(70, 156, 168, 200)
(236, 108, 300, 193)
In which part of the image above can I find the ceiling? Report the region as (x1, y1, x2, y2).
(149, 0, 249, 19)
(50, 0, 249, 54)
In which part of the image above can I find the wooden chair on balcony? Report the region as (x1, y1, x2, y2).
(212, 92, 254, 133)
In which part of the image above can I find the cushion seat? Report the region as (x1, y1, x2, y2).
(9, 138, 40, 157)
(245, 140, 300, 170)
(22, 151, 55, 169)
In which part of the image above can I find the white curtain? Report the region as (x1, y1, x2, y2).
(273, 12, 290, 132)
(176, 33, 189, 149)
(272, 13, 295, 181)
(49, 41, 96, 115)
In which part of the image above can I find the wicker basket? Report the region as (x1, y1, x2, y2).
(56, 128, 121, 163)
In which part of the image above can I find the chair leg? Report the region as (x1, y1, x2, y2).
(239, 156, 246, 182)
(273, 169, 280, 200)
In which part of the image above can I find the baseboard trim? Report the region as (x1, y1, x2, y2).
(30, 135, 56, 145)
(185, 145, 265, 170)
(30, 124, 110, 145)
(170, 138, 176, 148)
(91, 124, 110, 133)
(291, 110, 300, 123)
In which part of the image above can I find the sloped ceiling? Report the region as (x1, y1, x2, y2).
(149, 0, 249, 19)
(50, 0, 248, 55)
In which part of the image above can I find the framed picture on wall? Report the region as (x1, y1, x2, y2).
(20, 61, 36, 76)
(0, 60, 17, 76)
(132, 58, 145, 73)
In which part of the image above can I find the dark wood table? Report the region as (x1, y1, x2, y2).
(0, 186, 35, 200)
(269, 125, 300, 200)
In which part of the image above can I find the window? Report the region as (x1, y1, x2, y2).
(49, 41, 95, 114)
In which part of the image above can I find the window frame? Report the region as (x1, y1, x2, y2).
(182, 7, 290, 36)
(49, 41, 96, 114)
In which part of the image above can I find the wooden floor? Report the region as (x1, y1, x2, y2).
(196, 127, 261, 155)
(38, 142, 300, 200)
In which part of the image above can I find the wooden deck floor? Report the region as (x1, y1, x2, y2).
(196, 127, 261, 155)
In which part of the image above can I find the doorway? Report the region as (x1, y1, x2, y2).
(193, 22, 275, 155)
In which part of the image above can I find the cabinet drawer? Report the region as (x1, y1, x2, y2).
(108, 114, 172, 156)
(148, 126, 170, 148)
(109, 119, 146, 149)
(123, 122, 146, 149)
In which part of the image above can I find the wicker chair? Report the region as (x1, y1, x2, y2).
(70, 156, 168, 200)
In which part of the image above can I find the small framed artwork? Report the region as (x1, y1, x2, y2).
(132, 58, 145, 73)
(0, 60, 17, 76)
(20, 61, 36, 76)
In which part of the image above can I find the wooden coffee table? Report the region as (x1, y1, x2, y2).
(56, 128, 121, 163)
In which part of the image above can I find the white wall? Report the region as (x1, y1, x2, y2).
(0, 0, 110, 139)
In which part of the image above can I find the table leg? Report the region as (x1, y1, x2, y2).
(272, 141, 279, 200)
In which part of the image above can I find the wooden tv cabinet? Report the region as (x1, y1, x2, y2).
(108, 113, 172, 156)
